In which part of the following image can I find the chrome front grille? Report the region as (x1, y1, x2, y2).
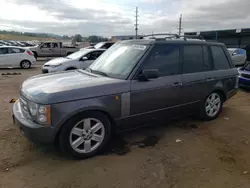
(242, 73, 250, 79)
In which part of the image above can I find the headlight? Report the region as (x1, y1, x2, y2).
(51, 64, 62, 68)
(28, 102, 38, 116)
(28, 102, 51, 125)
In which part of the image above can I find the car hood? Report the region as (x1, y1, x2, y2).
(44, 57, 74, 66)
(21, 70, 130, 104)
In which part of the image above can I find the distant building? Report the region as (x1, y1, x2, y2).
(111, 35, 142, 41)
(185, 28, 250, 49)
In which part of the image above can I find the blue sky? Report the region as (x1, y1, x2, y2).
(0, 0, 249, 36)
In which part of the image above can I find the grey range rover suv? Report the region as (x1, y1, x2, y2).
(13, 37, 238, 159)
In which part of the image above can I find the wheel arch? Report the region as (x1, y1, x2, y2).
(210, 88, 227, 102)
(65, 67, 77, 70)
(54, 108, 116, 145)
(20, 59, 31, 66)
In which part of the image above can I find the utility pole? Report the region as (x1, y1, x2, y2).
(135, 7, 139, 39)
(178, 14, 183, 36)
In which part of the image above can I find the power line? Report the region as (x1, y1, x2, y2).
(135, 7, 139, 39)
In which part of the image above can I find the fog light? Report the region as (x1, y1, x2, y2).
(38, 115, 47, 123)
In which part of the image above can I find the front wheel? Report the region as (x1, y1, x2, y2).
(59, 111, 112, 159)
(200, 92, 223, 121)
(20, 60, 31, 69)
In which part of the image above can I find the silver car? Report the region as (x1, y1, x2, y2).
(228, 48, 247, 66)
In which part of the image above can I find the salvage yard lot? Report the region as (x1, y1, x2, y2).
(0, 61, 250, 188)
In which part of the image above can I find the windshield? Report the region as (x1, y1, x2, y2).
(227, 49, 235, 54)
(66, 50, 89, 59)
(94, 42, 105, 49)
(89, 43, 148, 79)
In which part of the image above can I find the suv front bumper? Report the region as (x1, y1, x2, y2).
(12, 100, 55, 144)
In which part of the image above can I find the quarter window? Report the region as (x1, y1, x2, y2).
(142, 44, 180, 77)
(211, 46, 230, 70)
(183, 45, 203, 74)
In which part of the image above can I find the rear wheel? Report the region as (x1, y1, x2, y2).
(20, 60, 31, 69)
(200, 92, 222, 121)
(59, 111, 112, 159)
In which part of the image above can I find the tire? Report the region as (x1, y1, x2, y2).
(199, 92, 223, 121)
(59, 111, 112, 159)
(20, 60, 31, 69)
(32, 52, 38, 59)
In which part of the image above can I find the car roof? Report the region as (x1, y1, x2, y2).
(120, 39, 225, 46)
(0, 45, 26, 49)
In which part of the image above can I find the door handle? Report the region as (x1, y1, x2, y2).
(172, 82, 183, 86)
(206, 77, 215, 81)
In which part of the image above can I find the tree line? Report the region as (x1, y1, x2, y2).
(0, 30, 109, 43)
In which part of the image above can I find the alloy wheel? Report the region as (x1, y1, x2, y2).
(205, 93, 221, 117)
(69, 118, 105, 154)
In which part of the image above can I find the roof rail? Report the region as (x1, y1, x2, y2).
(141, 33, 180, 40)
(140, 33, 206, 41)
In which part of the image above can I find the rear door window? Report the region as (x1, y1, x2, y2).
(8, 48, 25, 54)
(0, 48, 8, 55)
(182, 45, 203, 74)
(211, 46, 230, 70)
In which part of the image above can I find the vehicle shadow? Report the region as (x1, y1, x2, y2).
(32, 116, 199, 160)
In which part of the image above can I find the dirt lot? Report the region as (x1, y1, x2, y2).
(0, 62, 250, 188)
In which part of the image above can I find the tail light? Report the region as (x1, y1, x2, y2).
(27, 50, 33, 56)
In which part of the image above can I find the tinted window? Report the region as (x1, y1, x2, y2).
(0, 48, 8, 54)
(103, 43, 114, 49)
(86, 51, 104, 60)
(142, 44, 180, 77)
(42, 43, 51, 48)
(203, 46, 213, 71)
(183, 45, 203, 73)
(52, 43, 59, 48)
(211, 46, 230, 70)
(8, 48, 25, 53)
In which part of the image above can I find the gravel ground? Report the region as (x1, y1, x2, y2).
(0, 62, 250, 188)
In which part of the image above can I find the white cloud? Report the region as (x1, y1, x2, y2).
(0, 0, 249, 36)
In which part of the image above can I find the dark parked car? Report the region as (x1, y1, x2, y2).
(12, 37, 238, 159)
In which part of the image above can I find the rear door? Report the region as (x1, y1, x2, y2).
(7, 47, 26, 67)
(0, 48, 8, 67)
(51, 42, 61, 57)
(129, 43, 182, 126)
(179, 45, 208, 113)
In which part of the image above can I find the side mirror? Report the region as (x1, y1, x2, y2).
(232, 52, 238, 56)
(138, 69, 159, 81)
(80, 57, 88, 61)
